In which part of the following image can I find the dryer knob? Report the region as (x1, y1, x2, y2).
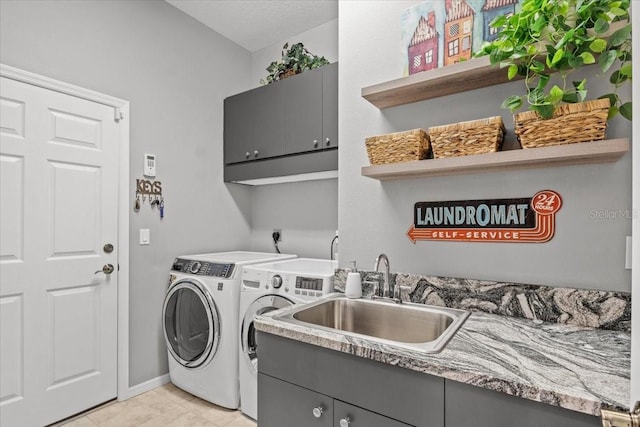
(190, 262, 202, 274)
(272, 275, 283, 289)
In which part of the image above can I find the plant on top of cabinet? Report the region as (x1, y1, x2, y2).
(475, 0, 632, 148)
(261, 42, 330, 85)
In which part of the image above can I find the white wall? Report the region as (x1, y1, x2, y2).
(631, 1, 639, 409)
(0, 0, 253, 387)
(250, 19, 338, 88)
(248, 18, 339, 259)
(338, 1, 632, 291)
(249, 179, 338, 258)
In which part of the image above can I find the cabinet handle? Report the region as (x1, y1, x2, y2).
(245, 151, 250, 158)
(254, 150, 259, 157)
(312, 405, 324, 418)
(326, 137, 331, 146)
(340, 416, 351, 427)
(313, 139, 318, 148)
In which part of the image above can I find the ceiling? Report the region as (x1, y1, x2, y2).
(166, 0, 338, 52)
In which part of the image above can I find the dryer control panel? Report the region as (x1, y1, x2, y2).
(171, 258, 234, 278)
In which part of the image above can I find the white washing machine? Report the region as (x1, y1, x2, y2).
(162, 251, 296, 408)
(239, 258, 337, 420)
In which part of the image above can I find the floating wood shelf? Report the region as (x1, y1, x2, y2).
(361, 138, 629, 181)
(361, 21, 625, 110)
(361, 56, 520, 109)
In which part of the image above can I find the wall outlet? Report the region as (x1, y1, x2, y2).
(625, 236, 632, 269)
(272, 229, 282, 242)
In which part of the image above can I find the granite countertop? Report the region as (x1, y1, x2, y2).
(254, 293, 631, 417)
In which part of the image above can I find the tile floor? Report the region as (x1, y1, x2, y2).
(59, 383, 257, 427)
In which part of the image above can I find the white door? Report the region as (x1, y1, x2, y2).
(0, 76, 120, 427)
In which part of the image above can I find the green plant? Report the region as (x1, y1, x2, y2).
(475, 0, 632, 120)
(261, 42, 330, 85)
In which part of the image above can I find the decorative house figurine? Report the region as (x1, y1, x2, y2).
(443, 0, 475, 66)
(408, 12, 439, 74)
(481, 0, 518, 42)
(401, 0, 521, 76)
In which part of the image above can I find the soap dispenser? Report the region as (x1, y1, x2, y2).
(345, 261, 362, 299)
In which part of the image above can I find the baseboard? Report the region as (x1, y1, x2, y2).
(120, 373, 170, 401)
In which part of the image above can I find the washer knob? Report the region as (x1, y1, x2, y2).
(190, 262, 201, 274)
(272, 275, 283, 289)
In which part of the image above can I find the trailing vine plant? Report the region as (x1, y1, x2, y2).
(261, 42, 330, 85)
(475, 0, 632, 120)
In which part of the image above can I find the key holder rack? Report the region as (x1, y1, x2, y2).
(134, 178, 165, 218)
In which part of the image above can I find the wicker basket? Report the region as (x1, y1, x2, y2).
(279, 69, 297, 80)
(428, 116, 505, 159)
(365, 129, 430, 165)
(514, 99, 609, 149)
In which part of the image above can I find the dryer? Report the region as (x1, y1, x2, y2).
(239, 258, 337, 420)
(162, 251, 295, 408)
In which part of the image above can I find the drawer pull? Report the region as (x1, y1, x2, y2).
(340, 416, 351, 427)
(312, 405, 324, 418)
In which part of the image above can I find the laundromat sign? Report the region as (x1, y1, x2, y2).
(407, 190, 562, 243)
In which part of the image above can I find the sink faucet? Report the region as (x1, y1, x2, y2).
(373, 253, 391, 298)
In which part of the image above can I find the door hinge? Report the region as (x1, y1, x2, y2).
(114, 107, 124, 122)
(601, 402, 640, 427)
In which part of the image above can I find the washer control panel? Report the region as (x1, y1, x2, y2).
(172, 258, 234, 278)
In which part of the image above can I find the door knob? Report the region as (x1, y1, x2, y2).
(340, 416, 351, 427)
(95, 264, 115, 275)
(326, 137, 331, 146)
(312, 405, 324, 418)
(313, 139, 319, 148)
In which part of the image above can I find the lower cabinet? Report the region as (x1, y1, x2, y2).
(334, 400, 412, 427)
(258, 373, 332, 427)
(444, 379, 601, 427)
(258, 374, 411, 427)
(257, 332, 601, 427)
(257, 332, 443, 427)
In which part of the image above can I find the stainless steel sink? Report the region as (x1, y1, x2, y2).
(274, 295, 469, 353)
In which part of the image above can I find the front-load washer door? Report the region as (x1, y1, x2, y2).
(241, 295, 293, 373)
(163, 279, 220, 368)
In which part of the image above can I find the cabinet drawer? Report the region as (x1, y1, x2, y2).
(258, 373, 333, 427)
(334, 400, 413, 427)
(257, 332, 444, 427)
(445, 380, 600, 427)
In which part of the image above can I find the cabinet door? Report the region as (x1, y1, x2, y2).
(284, 66, 323, 155)
(258, 373, 333, 427)
(322, 62, 338, 149)
(224, 90, 254, 164)
(445, 380, 600, 427)
(334, 400, 413, 427)
(251, 81, 285, 160)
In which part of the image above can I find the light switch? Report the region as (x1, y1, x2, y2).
(140, 228, 150, 245)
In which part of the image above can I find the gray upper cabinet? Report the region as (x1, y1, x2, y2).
(322, 62, 338, 150)
(223, 90, 254, 164)
(252, 81, 285, 160)
(224, 63, 338, 165)
(224, 81, 285, 164)
(284, 62, 338, 155)
(284, 66, 324, 154)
